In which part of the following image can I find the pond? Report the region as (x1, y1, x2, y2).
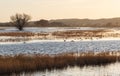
(1, 40, 120, 55)
(12, 62, 120, 76)
(0, 27, 118, 33)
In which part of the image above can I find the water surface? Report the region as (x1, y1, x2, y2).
(15, 62, 120, 76)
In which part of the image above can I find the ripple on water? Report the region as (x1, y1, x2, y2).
(16, 62, 120, 76)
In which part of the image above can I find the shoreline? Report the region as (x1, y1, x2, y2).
(1, 37, 120, 44)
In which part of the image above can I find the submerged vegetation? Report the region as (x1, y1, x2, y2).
(0, 52, 120, 75)
(0, 29, 120, 42)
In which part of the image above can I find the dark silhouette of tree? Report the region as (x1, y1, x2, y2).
(35, 19, 49, 27)
(10, 13, 31, 31)
(50, 22, 67, 27)
(105, 22, 112, 27)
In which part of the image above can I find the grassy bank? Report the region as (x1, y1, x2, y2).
(0, 52, 119, 75)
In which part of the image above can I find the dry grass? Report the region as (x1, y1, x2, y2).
(0, 52, 119, 75)
(52, 30, 120, 38)
(0, 32, 49, 42)
(0, 32, 35, 37)
(0, 32, 49, 37)
(0, 30, 120, 42)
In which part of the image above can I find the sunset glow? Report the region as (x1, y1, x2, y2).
(0, 0, 120, 22)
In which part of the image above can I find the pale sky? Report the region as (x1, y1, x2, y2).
(0, 0, 120, 22)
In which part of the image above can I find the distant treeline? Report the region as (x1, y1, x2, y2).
(0, 19, 68, 27)
(1, 17, 120, 27)
(50, 18, 120, 27)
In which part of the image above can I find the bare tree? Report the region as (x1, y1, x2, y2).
(10, 13, 31, 31)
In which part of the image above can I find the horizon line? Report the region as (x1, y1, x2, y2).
(1, 17, 120, 23)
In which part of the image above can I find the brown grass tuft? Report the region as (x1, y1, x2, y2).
(0, 53, 119, 75)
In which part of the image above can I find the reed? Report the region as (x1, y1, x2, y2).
(0, 52, 119, 75)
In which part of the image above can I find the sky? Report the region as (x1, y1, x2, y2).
(0, 0, 120, 22)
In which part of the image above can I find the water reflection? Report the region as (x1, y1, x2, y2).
(13, 62, 120, 76)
